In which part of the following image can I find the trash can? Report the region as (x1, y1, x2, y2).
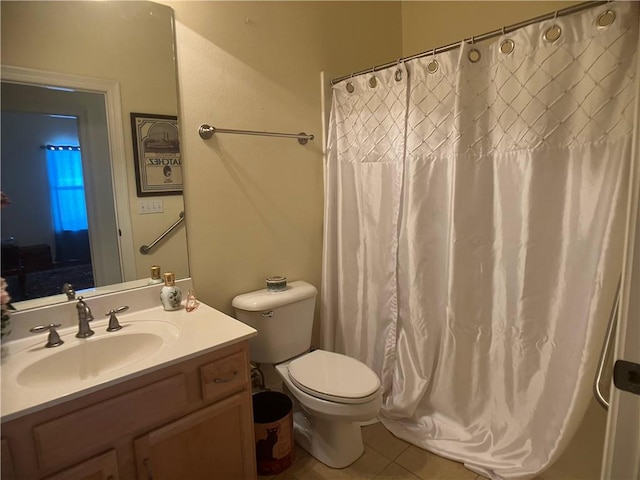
(252, 391, 294, 475)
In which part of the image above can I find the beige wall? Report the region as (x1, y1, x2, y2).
(167, 1, 403, 321)
(401, 1, 582, 57)
(1, 1, 188, 281)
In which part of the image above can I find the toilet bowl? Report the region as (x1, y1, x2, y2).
(232, 281, 382, 468)
(275, 350, 382, 468)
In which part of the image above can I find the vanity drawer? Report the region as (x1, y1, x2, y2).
(200, 351, 249, 401)
(33, 374, 188, 471)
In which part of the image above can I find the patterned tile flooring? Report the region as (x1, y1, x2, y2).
(265, 422, 484, 480)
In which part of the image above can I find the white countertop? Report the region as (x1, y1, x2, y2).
(1, 282, 256, 422)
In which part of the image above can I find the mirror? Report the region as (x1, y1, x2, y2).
(1, 1, 189, 311)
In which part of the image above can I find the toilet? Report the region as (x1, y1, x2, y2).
(232, 280, 382, 468)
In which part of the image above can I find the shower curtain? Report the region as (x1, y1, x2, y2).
(322, 3, 639, 479)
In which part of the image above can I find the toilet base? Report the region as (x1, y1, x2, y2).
(292, 410, 364, 468)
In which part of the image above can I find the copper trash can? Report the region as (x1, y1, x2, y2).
(252, 391, 294, 475)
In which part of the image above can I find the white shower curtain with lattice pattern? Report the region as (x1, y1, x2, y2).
(322, 3, 638, 479)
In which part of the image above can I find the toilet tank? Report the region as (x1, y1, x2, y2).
(232, 281, 317, 364)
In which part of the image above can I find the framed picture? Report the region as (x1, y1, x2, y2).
(130, 112, 182, 196)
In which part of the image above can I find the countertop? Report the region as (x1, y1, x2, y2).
(1, 281, 256, 422)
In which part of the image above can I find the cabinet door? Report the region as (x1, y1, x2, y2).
(44, 450, 119, 480)
(134, 393, 256, 480)
(2, 439, 16, 479)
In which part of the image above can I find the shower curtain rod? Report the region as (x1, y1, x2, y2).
(331, 0, 608, 85)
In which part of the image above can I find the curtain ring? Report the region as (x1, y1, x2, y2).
(394, 58, 404, 82)
(427, 48, 439, 74)
(544, 24, 562, 42)
(544, 11, 562, 43)
(468, 37, 481, 63)
(369, 68, 378, 88)
(346, 73, 355, 93)
(499, 25, 514, 54)
(596, 9, 616, 28)
(500, 38, 515, 55)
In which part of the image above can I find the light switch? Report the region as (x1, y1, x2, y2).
(138, 199, 164, 214)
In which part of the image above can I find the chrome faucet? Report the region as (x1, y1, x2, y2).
(62, 282, 76, 300)
(76, 296, 95, 338)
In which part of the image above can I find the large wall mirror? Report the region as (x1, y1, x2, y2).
(1, 1, 189, 311)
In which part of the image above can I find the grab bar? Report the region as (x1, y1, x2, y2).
(198, 124, 314, 145)
(593, 278, 621, 410)
(139, 211, 185, 255)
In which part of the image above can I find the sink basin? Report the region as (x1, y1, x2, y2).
(1, 291, 257, 422)
(10, 321, 179, 388)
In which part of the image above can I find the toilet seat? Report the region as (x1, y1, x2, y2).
(287, 350, 381, 405)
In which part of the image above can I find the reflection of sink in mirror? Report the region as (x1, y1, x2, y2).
(13, 321, 179, 388)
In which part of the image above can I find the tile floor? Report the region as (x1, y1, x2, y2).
(264, 422, 484, 480)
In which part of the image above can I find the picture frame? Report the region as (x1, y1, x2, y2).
(130, 112, 182, 196)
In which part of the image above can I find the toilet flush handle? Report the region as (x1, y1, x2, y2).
(261, 311, 274, 317)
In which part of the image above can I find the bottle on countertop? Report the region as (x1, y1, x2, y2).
(160, 272, 182, 311)
(148, 265, 163, 285)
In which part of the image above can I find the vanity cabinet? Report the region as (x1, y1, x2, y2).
(44, 451, 119, 480)
(1, 341, 257, 480)
(134, 394, 252, 479)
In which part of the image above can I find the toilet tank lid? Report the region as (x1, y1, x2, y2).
(232, 280, 317, 312)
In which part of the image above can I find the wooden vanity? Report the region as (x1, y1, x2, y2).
(1, 284, 259, 480)
(1, 340, 257, 479)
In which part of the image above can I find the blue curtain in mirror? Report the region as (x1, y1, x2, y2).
(45, 146, 91, 265)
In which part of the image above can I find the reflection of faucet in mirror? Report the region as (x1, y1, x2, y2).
(0, 1, 189, 311)
(76, 297, 95, 338)
(62, 283, 75, 301)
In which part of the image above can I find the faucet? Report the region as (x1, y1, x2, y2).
(62, 283, 75, 300)
(76, 296, 95, 338)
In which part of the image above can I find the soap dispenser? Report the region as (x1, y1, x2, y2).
(160, 272, 182, 311)
(148, 265, 163, 285)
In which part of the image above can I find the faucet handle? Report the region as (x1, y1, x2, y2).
(30, 323, 64, 348)
(105, 305, 129, 332)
